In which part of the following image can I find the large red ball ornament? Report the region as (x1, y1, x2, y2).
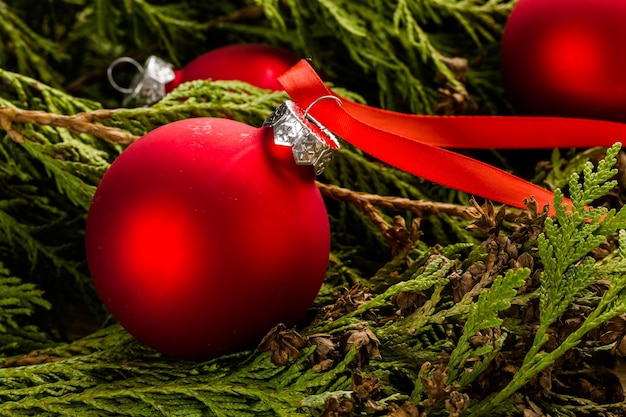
(501, 0, 626, 123)
(86, 111, 334, 360)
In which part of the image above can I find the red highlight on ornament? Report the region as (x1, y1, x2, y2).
(118, 198, 203, 299)
(501, 0, 626, 123)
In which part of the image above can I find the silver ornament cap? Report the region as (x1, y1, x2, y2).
(107, 56, 176, 107)
(263, 99, 340, 175)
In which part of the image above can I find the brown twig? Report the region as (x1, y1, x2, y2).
(316, 181, 475, 219)
(316, 181, 391, 236)
(0, 107, 138, 144)
(316, 181, 484, 249)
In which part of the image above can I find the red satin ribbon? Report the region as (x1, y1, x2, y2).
(278, 60, 626, 214)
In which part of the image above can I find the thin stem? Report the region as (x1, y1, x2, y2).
(0, 107, 138, 144)
(316, 181, 478, 219)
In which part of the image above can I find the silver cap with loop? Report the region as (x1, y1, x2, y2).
(263, 96, 341, 175)
(107, 56, 176, 107)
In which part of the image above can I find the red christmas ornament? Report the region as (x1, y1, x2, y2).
(168, 44, 300, 92)
(108, 44, 300, 107)
(86, 101, 338, 360)
(501, 0, 626, 123)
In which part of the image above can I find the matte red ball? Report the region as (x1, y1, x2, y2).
(167, 44, 300, 92)
(86, 118, 330, 360)
(501, 0, 626, 123)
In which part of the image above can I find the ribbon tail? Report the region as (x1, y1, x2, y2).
(340, 101, 626, 149)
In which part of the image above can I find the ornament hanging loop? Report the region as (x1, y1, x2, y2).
(107, 57, 145, 94)
(303, 95, 343, 120)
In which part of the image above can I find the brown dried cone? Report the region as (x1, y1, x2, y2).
(449, 198, 542, 304)
(465, 198, 506, 237)
(468, 327, 502, 350)
(257, 323, 308, 366)
(444, 391, 471, 417)
(386, 401, 423, 417)
(320, 397, 354, 417)
(510, 197, 549, 243)
(342, 323, 382, 367)
(383, 216, 423, 255)
(432, 83, 480, 116)
(391, 290, 428, 317)
(448, 237, 521, 303)
(307, 334, 341, 372)
(431, 53, 481, 116)
(317, 282, 376, 322)
(419, 362, 460, 409)
(448, 264, 485, 304)
(351, 373, 383, 412)
(601, 314, 626, 356)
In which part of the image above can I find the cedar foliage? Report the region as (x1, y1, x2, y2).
(1, 1, 626, 416)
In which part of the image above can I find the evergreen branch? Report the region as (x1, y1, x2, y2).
(99, 80, 290, 136)
(469, 143, 626, 417)
(77, 0, 204, 66)
(536, 144, 621, 334)
(0, 201, 98, 317)
(471, 255, 626, 416)
(314, 257, 452, 334)
(255, 0, 515, 112)
(540, 393, 626, 417)
(383, 237, 515, 343)
(123, 0, 205, 64)
(542, 147, 606, 191)
(0, 263, 51, 353)
(383, 283, 448, 347)
(317, 0, 367, 37)
(0, 2, 65, 84)
(18, 139, 99, 210)
(357, 257, 452, 318)
(0, 78, 287, 145)
(428, 0, 514, 44)
(393, 0, 467, 94)
(0, 325, 359, 416)
(0, 68, 99, 114)
(446, 268, 529, 386)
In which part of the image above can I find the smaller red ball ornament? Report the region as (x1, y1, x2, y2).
(168, 44, 300, 92)
(501, 0, 626, 123)
(108, 44, 300, 107)
(86, 102, 338, 360)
